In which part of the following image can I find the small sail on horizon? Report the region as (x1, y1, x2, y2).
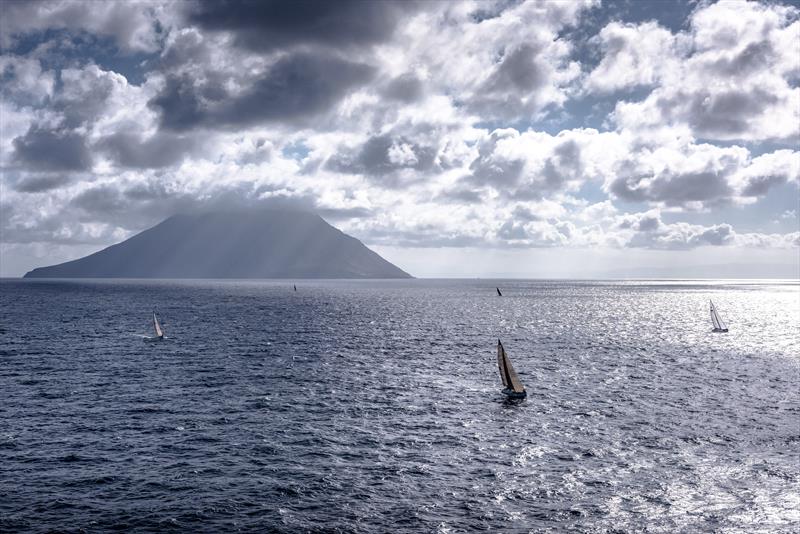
(496, 287, 502, 296)
(153, 311, 164, 339)
(497, 340, 526, 398)
(710, 300, 728, 333)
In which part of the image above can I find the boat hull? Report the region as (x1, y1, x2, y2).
(502, 388, 527, 399)
(712, 328, 729, 333)
(143, 336, 165, 343)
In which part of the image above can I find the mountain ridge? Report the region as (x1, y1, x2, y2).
(24, 209, 412, 279)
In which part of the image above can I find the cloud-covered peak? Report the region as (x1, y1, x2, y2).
(1, 0, 798, 277)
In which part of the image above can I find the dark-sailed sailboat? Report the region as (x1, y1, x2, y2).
(710, 300, 728, 333)
(496, 287, 502, 296)
(497, 340, 526, 399)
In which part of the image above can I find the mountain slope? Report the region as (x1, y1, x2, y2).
(24, 210, 412, 279)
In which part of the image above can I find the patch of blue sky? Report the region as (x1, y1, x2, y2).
(4, 29, 157, 86)
(282, 141, 310, 161)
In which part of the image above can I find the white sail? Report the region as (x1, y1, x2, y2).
(153, 312, 164, 338)
(710, 300, 728, 332)
(497, 340, 525, 394)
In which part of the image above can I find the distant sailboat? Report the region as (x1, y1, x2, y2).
(496, 287, 502, 296)
(710, 300, 728, 333)
(294, 284, 297, 291)
(497, 340, 526, 399)
(144, 311, 165, 342)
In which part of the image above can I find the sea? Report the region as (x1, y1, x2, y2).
(1, 278, 798, 533)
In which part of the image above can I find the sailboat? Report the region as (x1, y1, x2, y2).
(497, 340, 526, 399)
(496, 287, 502, 296)
(144, 311, 165, 342)
(294, 284, 297, 291)
(710, 300, 728, 333)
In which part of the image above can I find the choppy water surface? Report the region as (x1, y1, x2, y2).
(1, 279, 798, 533)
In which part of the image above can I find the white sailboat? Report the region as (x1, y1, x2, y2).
(710, 300, 728, 333)
(497, 340, 526, 399)
(144, 311, 165, 342)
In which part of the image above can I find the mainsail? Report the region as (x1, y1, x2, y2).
(153, 312, 164, 338)
(497, 340, 525, 394)
(710, 300, 728, 332)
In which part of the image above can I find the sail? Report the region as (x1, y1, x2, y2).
(153, 312, 163, 338)
(497, 340, 525, 393)
(497, 341, 509, 388)
(710, 301, 727, 331)
(496, 287, 502, 296)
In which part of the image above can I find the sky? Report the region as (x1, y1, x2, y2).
(0, 0, 798, 278)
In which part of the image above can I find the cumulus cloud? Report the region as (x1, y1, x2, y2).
(0, 55, 55, 104)
(0, 0, 166, 53)
(618, 210, 736, 250)
(600, 1, 800, 142)
(2, 0, 799, 276)
(327, 134, 437, 180)
(585, 21, 681, 93)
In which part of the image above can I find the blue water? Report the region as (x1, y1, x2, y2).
(1, 279, 798, 532)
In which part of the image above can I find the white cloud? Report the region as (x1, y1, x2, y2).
(3, 0, 800, 278)
(0, 55, 55, 104)
(0, 0, 169, 53)
(586, 21, 682, 93)
(595, 1, 800, 142)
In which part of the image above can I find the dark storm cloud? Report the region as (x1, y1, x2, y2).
(12, 126, 92, 172)
(151, 53, 376, 130)
(187, 0, 415, 52)
(97, 132, 200, 169)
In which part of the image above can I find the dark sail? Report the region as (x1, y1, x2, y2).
(497, 340, 525, 394)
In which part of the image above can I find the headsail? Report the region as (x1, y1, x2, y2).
(497, 340, 525, 394)
(153, 311, 164, 338)
(709, 300, 728, 332)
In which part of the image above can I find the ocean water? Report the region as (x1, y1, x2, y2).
(1, 278, 798, 533)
